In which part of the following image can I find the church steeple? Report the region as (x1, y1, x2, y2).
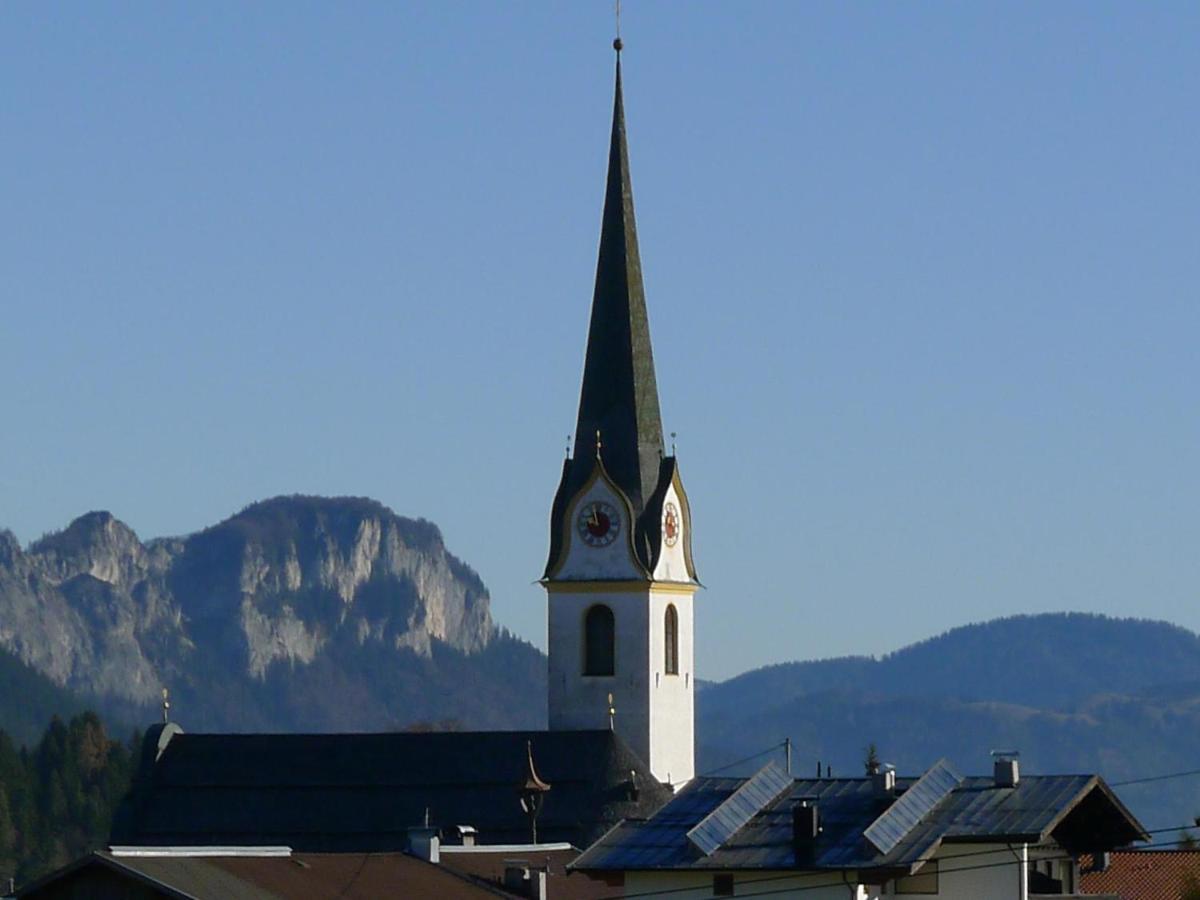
(543, 43, 698, 786)
(573, 56, 665, 513)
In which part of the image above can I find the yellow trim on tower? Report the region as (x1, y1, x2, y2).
(544, 580, 699, 596)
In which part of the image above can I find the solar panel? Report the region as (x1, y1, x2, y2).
(686, 762, 793, 856)
(863, 758, 962, 856)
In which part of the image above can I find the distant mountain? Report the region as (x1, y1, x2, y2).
(4, 501, 1199, 834)
(0, 497, 546, 733)
(698, 613, 1200, 836)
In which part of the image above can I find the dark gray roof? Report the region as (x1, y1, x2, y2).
(545, 57, 670, 578)
(113, 727, 671, 852)
(572, 765, 1147, 875)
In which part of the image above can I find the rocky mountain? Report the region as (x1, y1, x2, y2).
(0, 496, 545, 731)
(4, 501, 1199, 833)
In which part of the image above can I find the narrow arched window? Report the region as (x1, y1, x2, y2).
(584, 605, 615, 676)
(665, 604, 679, 675)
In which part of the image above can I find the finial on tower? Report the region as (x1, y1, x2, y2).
(614, 0, 623, 53)
(671, 431, 677, 456)
(595, 428, 603, 459)
(161, 687, 170, 724)
(607, 692, 616, 730)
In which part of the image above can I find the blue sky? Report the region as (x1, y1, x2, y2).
(3, 3, 1197, 680)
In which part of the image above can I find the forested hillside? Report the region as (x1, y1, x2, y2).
(0, 713, 137, 888)
(698, 614, 1200, 837)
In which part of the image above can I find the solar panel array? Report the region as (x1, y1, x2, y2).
(686, 762, 793, 856)
(863, 758, 962, 855)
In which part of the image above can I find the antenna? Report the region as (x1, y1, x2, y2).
(161, 687, 170, 724)
(607, 692, 616, 730)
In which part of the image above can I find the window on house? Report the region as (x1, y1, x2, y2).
(712, 873, 734, 896)
(584, 605, 615, 676)
(895, 859, 939, 894)
(664, 604, 679, 675)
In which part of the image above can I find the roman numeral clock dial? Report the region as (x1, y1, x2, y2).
(577, 501, 620, 547)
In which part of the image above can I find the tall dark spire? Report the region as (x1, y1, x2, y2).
(573, 54, 665, 513)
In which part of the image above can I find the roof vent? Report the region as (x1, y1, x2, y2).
(407, 825, 440, 863)
(793, 798, 821, 850)
(992, 750, 1020, 788)
(451, 825, 477, 847)
(871, 764, 896, 799)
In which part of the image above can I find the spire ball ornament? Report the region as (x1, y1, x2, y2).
(613, 37, 623, 52)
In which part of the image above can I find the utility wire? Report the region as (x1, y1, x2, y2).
(697, 741, 786, 777)
(1111, 767, 1200, 787)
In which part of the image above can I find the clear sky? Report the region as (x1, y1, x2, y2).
(3, 3, 1198, 681)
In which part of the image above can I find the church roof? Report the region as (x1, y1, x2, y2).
(113, 727, 672, 852)
(573, 55, 664, 507)
(546, 52, 672, 578)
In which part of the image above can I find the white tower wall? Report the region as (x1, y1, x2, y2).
(547, 584, 695, 786)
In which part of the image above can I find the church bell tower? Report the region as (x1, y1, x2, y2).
(543, 44, 699, 786)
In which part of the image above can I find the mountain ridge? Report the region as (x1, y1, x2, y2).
(0, 495, 540, 732)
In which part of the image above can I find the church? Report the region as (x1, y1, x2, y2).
(22, 39, 1149, 900)
(107, 40, 694, 855)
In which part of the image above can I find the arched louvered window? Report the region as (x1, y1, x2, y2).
(664, 604, 679, 675)
(584, 605, 615, 676)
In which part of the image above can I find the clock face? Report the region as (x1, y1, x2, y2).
(663, 501, 680, 548)
(577, 500, 620, 547)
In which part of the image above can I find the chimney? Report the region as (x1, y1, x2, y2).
(793, 798, 821, 851)
(503, 865, 548, 900)
(871, 764, 896, 799)
(407, 825, 440, 863)
(992, 750, 1020, 788)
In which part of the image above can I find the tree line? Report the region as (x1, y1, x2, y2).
(0, 712, 137, 889)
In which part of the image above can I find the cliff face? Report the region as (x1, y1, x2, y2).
(0, 497, 497, 719)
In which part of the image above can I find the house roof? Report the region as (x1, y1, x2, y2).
(572, 762, 1147, 876)
(440, 846, 616, 900)
(17, 851, 510, 900)
(1079, 850, 1200, 900)
(113, 726, 672, 852)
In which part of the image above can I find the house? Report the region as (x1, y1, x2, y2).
(571, 757, 1145, 899)
(1079, 849, 1200, 899)
(13, 848, 511, 900)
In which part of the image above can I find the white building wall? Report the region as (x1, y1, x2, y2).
(882, 843, 1028, 899)
(648, 588, 694, 785)
(625, 871, 881, 899)
(547, 584, 695, 784)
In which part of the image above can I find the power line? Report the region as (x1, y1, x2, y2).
(697, 741, 786, 777)
(1111, 767, 1200, 787)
